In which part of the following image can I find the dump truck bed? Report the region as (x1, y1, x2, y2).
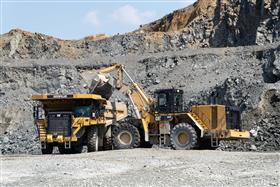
(32, 93, 106, 101)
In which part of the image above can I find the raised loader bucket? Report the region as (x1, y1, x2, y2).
(81, 70, 114, 99)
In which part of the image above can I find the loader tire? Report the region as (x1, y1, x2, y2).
(41, 144, 53, 154)
(112, 123, 140, 149)
(87, 126, 99, 152)
(170, 123, 198, 150)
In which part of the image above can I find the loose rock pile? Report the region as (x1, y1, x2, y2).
(0, 122, 41, 154)
(219, 114, 280, 152)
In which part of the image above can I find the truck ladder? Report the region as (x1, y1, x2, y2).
(37, 122, 47, 139)
(159, 134, 166, 147)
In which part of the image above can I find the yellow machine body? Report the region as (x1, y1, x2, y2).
(81, 64, 250, 149)
(152, 105, 249, 143)
(32, 94, 128, 144)
(190, 105, 250, 139)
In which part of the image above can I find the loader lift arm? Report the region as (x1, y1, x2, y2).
(93, 64, 154, 141)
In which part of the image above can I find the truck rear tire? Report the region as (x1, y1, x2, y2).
(112, 123, 140, 149)
(170, 123, 198, 150)
(41, 144, 53, 154)
(103, 137, 112, 151)
(87, 126, 99, 152)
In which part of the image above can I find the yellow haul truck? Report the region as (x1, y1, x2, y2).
(84, 64, 250, 150)
(32, 94, 127, 154)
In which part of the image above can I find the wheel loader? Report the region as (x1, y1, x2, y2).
(81, 64, 250, 150)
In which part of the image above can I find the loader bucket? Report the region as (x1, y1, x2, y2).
(81, 70, 114, 99)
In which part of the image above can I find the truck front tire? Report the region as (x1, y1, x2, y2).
(87, 126, 99, 152)
(41, 144, 53, 154)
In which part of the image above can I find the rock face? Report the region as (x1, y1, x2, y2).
(0, 0, 279, 154)
(0, 29, 112, 59)
(1, 0, 279, 60)
(261, 45, 280, 83)
(219, 89, 280, 152)
(140, 0, 280, 47)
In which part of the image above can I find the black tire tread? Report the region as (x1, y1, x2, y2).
(41, 144, 53, 154)
(58, 146, 72, 154)
(103, 137, 112, 151)
(71, 143, 83, 153)
(112, 123, 140, 149)
(87, 126, 98, 152)
(170, 123, 198, 150)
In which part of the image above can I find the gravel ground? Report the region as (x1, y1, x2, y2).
(0, 0, 279, 154)
(1, 149, 279, 187)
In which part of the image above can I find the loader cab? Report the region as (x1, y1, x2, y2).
(154, 89, 184, 113)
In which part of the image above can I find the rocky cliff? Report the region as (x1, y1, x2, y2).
(1, 0, 279, 60)
(140, 0, 280, 47)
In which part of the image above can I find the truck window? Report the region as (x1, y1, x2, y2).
(73, 106, 92, 117)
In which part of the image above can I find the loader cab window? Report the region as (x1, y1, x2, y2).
(174, 93, 182, 107)
(155, 89, 184, 113)
(158, 93, 167, 106)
